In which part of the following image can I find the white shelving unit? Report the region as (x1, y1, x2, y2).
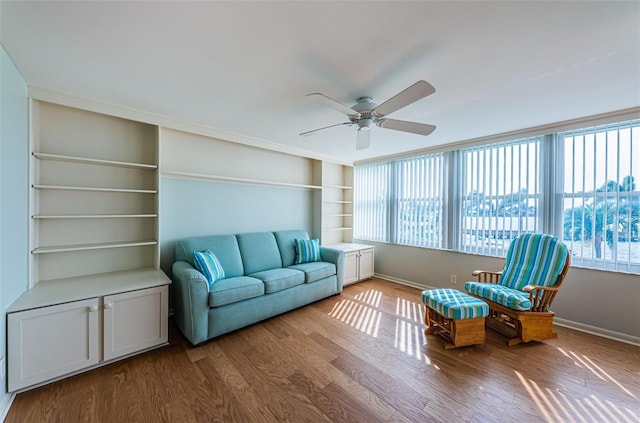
(314, 161, 354, 246)
(8, 101, 170, 392)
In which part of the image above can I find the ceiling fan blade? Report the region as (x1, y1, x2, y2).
(371, 80, 435, 118)
(299, 122, 353, 136)
(377, 118, 436, 136)
(356, 128, 371, 150)
(306, 93, 361, 118)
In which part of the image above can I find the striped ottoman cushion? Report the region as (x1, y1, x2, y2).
(421, 288, 489, 320)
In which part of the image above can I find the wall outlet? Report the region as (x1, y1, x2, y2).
(450, 274, 457, 285)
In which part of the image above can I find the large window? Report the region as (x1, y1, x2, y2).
(353, 117, 640, 275)
(353, 161, 391, 243)
(354, 153, 443, 248)
(395, 154, 444, 248)
(559, 120, 639, 272)
(459, 137, 541, 256)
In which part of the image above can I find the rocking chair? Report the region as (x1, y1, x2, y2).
(464, 233, 571, 346)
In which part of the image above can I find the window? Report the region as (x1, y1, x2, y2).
(353, 116, 640, 275)
(353, 161, 391, 243)
(395, 154, 444, 248)
(558, 120, 640, 272)
(459, 137, 542, 256)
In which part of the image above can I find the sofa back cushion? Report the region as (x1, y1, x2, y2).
(499, 233, 569, 291)
(274, 230, 310, 267)
(174, 235, 244, 278)
(236, 232, 283, 275)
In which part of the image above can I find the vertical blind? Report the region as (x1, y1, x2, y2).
(560, 119, 640, 272)
(458, 136, 542, 256)
(395, 154, 443, 248)
(353, 161, 391, 242)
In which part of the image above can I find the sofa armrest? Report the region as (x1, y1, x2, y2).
(320, 246, 345, 292)
(172, 260, 210, 345)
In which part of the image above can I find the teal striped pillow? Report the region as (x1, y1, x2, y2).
(294, 238, 321, 264)
(194, 250, 225, 287)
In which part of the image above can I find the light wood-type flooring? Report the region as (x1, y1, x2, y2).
(6, 278, 640, 422)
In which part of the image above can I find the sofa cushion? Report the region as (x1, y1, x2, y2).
(294, 238, 321, 264)
(193, 250, 225, 287)
(249, 268, 305, 294)
(464, 282, 532, 311)
(208, 276, 265, 308)
(236, 232, 283, 275)
(175, 235, 244, 278)
(288, 261, 336, 283)
(274, 230, 309, 267)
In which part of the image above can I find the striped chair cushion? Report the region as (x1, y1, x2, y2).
(194, 250, 226, 287)
(421, 288, 489, 320)
(293, 238, 321, 264)
(464, 282, 532, 311)
(500, 233, 569, 291)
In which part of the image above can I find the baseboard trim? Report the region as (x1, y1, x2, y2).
(553, 318, 640, 347)
(0, 391, 16, 422)
(374, 273, 640, 347)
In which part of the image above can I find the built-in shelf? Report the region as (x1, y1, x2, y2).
(324, 214, 353, 217)
(32, 184, 157, 194)
(32, 214, 157, 219)
(32, 240, 157, 254)
(324, 200, 353, 204)
(33, 152, 157, 170)
(163, 170, 322, 190)
(323, 184, 352, 190)
(324, 227, 353, 232)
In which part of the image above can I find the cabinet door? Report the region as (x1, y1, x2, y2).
(103, 286, 168, 361)
(343, 251, 359, 285)
(359, 248, 375, 280)
(8, 298, 99, 392)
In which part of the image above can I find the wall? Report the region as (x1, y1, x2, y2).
(0, 45, 29, 409)
(361, 240, 640, 343)
(159, 128, 318, 276)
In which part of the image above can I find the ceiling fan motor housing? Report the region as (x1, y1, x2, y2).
(351, 97, 377, 130)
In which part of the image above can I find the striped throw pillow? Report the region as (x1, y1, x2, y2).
(194, 250, 225, 287)
(294, 238, 321, 264)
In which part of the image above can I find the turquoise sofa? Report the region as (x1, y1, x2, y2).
(172, 230, 344, 345)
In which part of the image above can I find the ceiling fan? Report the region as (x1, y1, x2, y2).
(300, 80, 436, 150)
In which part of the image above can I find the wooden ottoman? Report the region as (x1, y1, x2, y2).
(421, 288, 489, 349)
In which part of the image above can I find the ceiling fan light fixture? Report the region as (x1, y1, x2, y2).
(358, 118, 373, 130)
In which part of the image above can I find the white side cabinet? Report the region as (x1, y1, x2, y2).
(332, 243, 375, 286)
(7, 270, 169, 392)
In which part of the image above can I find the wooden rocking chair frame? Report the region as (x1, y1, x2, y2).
(468, 255, 571, 346)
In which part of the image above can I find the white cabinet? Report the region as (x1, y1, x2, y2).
(103, 286, 168, 361)
(332, 243, 375, 285)
(8, 299, 100, 391)
(7, 270, 170, 392)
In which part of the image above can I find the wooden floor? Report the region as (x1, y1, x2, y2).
(6, 278, 640, 422)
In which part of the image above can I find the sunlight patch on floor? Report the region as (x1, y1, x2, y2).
(557, 347, 637, 400)
(515, 370, 640, 423)
(328, 289, 382, 337)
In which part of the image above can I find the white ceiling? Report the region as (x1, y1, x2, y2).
(2, 1, 639, 164)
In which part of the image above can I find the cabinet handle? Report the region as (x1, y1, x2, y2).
(104, 303, 113, 309)
(89, 306, 98, 312)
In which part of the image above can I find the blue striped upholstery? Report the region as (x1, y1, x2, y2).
(421, 288, 489, 320)
(500, 233, 569, 290)
(194, 250, 226, 287)
(464, 282, 532, 311)
(294, 238, 321, 264)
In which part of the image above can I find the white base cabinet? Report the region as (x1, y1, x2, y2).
(331, 243, 375, 286)
(7, 269, 170, 392)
